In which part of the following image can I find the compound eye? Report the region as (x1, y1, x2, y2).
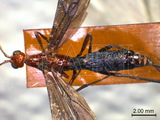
(13, 50, 21, 55)
(11, 64, 19, 69)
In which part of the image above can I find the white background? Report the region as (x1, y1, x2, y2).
(0, 0, 160, 120)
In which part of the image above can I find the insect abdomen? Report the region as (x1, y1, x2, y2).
(70, 50, 153, 72)
(83, 50, 131, 72)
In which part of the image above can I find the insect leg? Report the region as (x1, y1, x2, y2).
(98, 44, 130, 52)
(35, 31, 49, 52)
(60, 71, 69, 78)
(76, 33, 92, 57)
(35, 31, 49, 42)
(68, 70, 81, 85)
(76, 75, 110, 91)
(77, 70, 160, 91)
(100, 71, 160, 83)
(153, 64, 160, 72)
(69, 33, 92, 85)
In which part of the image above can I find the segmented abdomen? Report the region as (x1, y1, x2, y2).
(83, 50, 130, 72)
(70, 50, 149, 72)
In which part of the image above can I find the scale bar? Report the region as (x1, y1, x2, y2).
(131, 114, 157, 117)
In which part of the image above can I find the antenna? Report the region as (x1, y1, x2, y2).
(0, 45, 12, 66)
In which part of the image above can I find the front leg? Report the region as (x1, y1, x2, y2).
(35, 31, 49, 52)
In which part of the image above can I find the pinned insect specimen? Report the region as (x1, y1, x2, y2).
(1, 0, 160, 120)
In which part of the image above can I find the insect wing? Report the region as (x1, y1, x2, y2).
(43, 69, 96, 120)
(48, 0, 90, 51)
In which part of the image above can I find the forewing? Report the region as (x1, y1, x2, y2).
(43, 69, 96, 120)
(48, 0, 90, 51)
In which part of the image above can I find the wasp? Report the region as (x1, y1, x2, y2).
(0, 0, 160, 120)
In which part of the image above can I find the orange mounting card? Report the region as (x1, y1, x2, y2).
(24, 22, 160, 88)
